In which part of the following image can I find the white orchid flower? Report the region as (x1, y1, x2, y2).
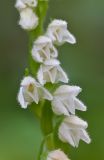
(19, 8, 38, 30)
(18, 76, 53, 108)
(46, 19, 76, 45)
(37, 59, 69, 85)
(15, 0, 38, 11)
(47, 149, 70, 160)
(32, 36, 58, 63)
(59, 116, 91, 147)
(51, 85, 87, 116)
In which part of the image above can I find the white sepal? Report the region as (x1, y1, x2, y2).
(32, 36, 58, 63)
(58, 116, 91, 147)
(47, 149, 70, 160)
(18, 76, 53, 108)
(37, 59, 69, 85)
(19, 8, 38, 30)
(46, 19, 76, 45)
(51, 85, 86, 116)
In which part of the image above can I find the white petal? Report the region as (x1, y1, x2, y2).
(39, 87, 53, 101)
(27, 89, 39, 104)
(18, 87, 28, 108)
(25, 0, 38, 8)
(37, 66, 45, 85)
(63, 98, 75, 115)
(80, 129, 91, 144)
(51, 98, 69, 116)
(21, 76, 35, 86)
(49, 67, 57, 83)
(54, 85, 81, 97)
(32, 36, 58, 63)
(64, 30, 76, 44)
(19, 8, 38, 30)
(48, 149, 70, 160)
(35, 36, 51, 45)
(46, 19, 76, 45)
(44, 59, 60, 66)
(15, 0, 37, 11)
(57, 66, 69, 83)
(59, 123, 75, 147)
(15, 0, 26, 11)
(64, 116, 88, 129)
(48, 19, 67, 28)
(74, 98, 87, 111)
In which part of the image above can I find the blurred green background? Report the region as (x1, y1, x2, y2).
(0, 0, 104, 159)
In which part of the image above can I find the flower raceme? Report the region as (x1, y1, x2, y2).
(15, 0, 38, 30)
(37, 59, 69, 85)
(32, 36, 58, 63)
(46, 19, 76, 45)
(18, 76, 53, 108)
(47, 149, 70, 160)
(59, 116, 91, 147)
(15, 0, 91, 157)
(51, 85, 87, 116)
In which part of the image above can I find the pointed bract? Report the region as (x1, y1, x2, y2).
(46, 19, 76, 45)
(59, 116, 91, 147)
(51, 85, 86, 116)
(18, 76, 53, 108)
(32, 36, 58, 63)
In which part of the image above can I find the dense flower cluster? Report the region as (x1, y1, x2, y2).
(16, 0, 91, 159)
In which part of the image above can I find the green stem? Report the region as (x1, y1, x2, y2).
(28, 0, 49, 77)
(41, 101, 53, 136)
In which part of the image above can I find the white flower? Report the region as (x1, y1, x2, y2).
(37, 59, 69, 85)
(15, 0, 38, 11)
(51, 85, 87, 116)
(47, 149, 70, 160)
(18, 76, 53, 108)
(19, 8, 38, 30)
(32, 36, 58, 63)
(59, 116, 91, 147)
(46, 19, 76, 45)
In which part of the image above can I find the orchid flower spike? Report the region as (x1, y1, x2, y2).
(15, 0, 38, 11)
(47, 149, 70, 160)
(46, 19, 76, 45)
(37, 59, 69, 85)
(32, 36, 58, 63)
(59, 115, 91, 147)
(19, 8, 38, 30)
(18, 76, 53, 108)
(51, 85, 87, 116)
